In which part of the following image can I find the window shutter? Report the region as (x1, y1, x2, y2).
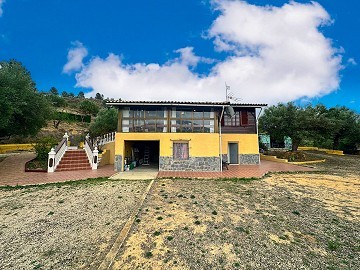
(241, 111, 249, 126)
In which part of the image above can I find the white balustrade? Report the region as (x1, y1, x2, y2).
(47, 132, 69, 172)
(84, 134, 99, 170)
(92, 131, 116, 148)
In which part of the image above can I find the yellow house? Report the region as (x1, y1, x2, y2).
(106, 100, 267, 172)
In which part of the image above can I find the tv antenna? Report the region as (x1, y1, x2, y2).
(225, 82, 241, 103)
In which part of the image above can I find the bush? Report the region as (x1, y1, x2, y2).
(33, 137, 58, 160)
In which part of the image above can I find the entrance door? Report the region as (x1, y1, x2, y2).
(228, 143, 238, 164)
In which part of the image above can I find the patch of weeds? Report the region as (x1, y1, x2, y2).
(157, 216, 163, 220)
(193, 201, 198, 205)
(155, 207, 160, 210)
(153, 231, 161, 236)
(292, 210, 300, 216)
(183, 226, 189, 231)
(42, 249, 56, 257)
(118, 196, 122, 199)
(279, 235, 289, 241)
(190, 195, 195, 199)
(160, 190, 164, 193)
(144, 251, 153, 258)
(234, 262, 240, 268)
(161, 183, 166, 186)
(327, 239, 341, 251)
(177, 194, 184, 198)
(212, 210, 218, 215)
(105, 222, 111, 225)
(145, 208, 149, 212)
(57, 199, 65, 204)
(31, 261, 43, 269)
(167, 236, 174, 241)
(235, 226, 249, 234)
(194, 220, 201, 225)
(135, 219, 141, 223)
(47, 211, 54, 216)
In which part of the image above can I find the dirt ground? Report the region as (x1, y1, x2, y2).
(0, 179, 150, 270)
(0, 153, 359, 270)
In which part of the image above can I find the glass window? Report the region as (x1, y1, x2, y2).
(193, 111, 203, 119)
(224, 111, 240, 126)
(173, 142, 189, 160)
(170, 108, 215, 133)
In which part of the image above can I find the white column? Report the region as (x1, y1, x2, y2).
(47, 147, 56, 173)
(63, 132, 69, 148)
(92, 147, 99, 170)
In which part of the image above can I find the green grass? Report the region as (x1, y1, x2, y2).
(327, 239, 341, 251)
(144, 251, 153, 258)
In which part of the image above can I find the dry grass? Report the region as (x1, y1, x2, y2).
(0, 179, 149, 270)
(0, 153, 359, 269)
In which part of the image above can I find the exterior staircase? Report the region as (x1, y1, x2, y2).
(56, 149, 91, 171)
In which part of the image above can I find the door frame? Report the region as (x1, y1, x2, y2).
(228, 142, 239, 164)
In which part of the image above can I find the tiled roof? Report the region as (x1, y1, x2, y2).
(106, 100, 267, 107)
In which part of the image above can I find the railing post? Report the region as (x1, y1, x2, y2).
(63, 132, 69, 148)
(92, 147, 99, 170)
(47, 147, 56, 173)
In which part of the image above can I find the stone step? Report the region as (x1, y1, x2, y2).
(58, 161, 90, 166)
(56, 166, 91, 171)
(57, 163, 91, 169)
(61, 156, 88, 161)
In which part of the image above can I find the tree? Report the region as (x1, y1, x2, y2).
(259, 102, 328, 151)
(61, 91, 69, 97)
(95, 92, 104, 100)
(79, 100, 100, 116)
(0, 60, 51, 138)
(89, 108, 118, 137)
(46, 94, 67, 107)
(324, 106, 360, 150)
(77, 91, 85, 98)
(49, 86, 59, 95)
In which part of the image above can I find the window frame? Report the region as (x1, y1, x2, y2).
(173, 141, 189, 160)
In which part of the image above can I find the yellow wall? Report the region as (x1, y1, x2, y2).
(221, 134, 259, 154)
(115, 133, 259, 157)
(115, 132, 220, 157)
(101, 141, 115, 164)
(0, 144, 34, 154)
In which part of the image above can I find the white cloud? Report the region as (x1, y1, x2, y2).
(347, 58, 357, 66)
(0, 0, 5, 17)
(63, 41, 88, 74)
(71, 1, 343, 105)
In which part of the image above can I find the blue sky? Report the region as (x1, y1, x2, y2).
(0, 0, 359, 111)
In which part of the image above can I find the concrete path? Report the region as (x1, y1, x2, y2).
(110, 163, 160, 180)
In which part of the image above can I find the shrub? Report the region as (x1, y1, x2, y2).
(33, 137, 58, 160)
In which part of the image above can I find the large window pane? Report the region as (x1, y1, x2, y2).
(193, 111, 203, 119)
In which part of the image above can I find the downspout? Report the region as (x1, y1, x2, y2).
(256, 107, 263, 165)
(219, 106, 225, 172)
